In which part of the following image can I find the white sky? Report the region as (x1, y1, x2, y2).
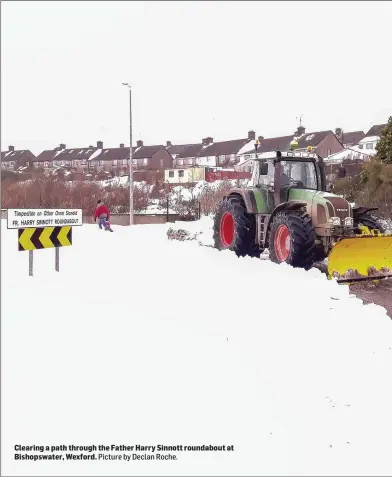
(1, 0, 392, 154)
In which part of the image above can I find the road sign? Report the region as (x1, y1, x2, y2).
(7, 208, 83, 229)
(18, 226, 72, 251)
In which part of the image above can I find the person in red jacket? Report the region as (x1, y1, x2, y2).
(94, 200, 113, 232)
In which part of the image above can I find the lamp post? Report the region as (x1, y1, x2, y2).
(122, 82, 134, 225)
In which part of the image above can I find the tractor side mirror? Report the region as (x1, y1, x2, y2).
(259, 161, 268, 175)
(338, 166, 346, 178)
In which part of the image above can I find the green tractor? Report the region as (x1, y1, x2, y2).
(213, 146, 391, 282)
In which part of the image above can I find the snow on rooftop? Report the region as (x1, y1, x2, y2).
(326, 146, 375, 162)
(87, 148, 102, 161)
(359, 136, 380, 143)
(2, 219, 392, 475)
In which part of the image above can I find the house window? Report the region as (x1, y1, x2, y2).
(169, 170, 174, 178)
(132, 159, 137, 165)
(81, 160, 87, 165)
(113, 160, 118, 166)
(366, 143, 373, 149)
(327, 149, 331, 156)
(44, 162, 49, 167)
(358, 144, 363, 149)
(177, 159, 183, 166)
(188, 158, 193, 165)
(160, 159, 164, 167)
(178, 170, 184, 178)
(9, 161, 15, 166)
(25, 161, 29, 167)
(143, 158, 148, 165)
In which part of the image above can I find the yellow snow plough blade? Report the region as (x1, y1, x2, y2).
(328, 234, 392, 283)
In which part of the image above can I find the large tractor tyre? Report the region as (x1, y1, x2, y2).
(269, 210, 316, 270)
(213, 196, 260, 258)
(356, 213, 386, 234)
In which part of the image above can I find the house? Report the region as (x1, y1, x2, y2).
(131, 141, 173, 170)
(334, 128, 365, 148)
(34, 141, 104, 171)
(173, 143, 205, 168)
(164, 167, 205, 184)
(325, 146, 374, 164)
(294, 127, 344, 158)
(197, 132, 254, 168)
(1, 146, 36, 171)
(166, 141, 199, 161)
(90, 143, 133, 174)
(356, 123, 387, 153)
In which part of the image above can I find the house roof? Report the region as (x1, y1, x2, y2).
(341, 130, 365, 145)
(198, 138, 251, 157)
(133, 145, 162, 159)
(94, 147, 136, 162)
(365, 124, 387, 137)
(177, 144, 205, 158)
(256, 135, 294, 153)
(296, 130, 332, 148)
(167, 144, 194, 155)
(1, 149, 35, 162)
(35, 147, 99, 162)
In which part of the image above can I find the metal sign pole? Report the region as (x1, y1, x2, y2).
(29, 250, 33, 277)
(55, 247, 59, 272)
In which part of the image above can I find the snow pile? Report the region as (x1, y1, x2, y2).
(2, 220, 392, 476)
(167, 215, 215, 246)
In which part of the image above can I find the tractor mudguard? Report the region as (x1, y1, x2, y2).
(227, 189, 259, 215)
(353, 206, 379, 216)
(270, 200, 307, 216)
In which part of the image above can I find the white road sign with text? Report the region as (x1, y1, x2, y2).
(7, 209, 83, 229)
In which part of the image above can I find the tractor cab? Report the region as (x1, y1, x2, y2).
(251, 150, 326, 205)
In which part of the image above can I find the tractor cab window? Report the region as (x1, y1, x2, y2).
(257, 160, 275, 186)
(281, 161, 318, 190)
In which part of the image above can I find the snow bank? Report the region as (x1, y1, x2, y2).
(2, 219, 392, 476)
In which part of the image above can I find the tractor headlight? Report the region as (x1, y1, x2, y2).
(344, 217, 353, 227)
(329, 216, 341, 226)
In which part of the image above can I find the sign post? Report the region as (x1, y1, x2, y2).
(29, 251, 33, 277)
(55, 247, 60, 272)
(7, 208, 83, 276)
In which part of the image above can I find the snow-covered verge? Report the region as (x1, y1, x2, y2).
(2, 220, 392, 476)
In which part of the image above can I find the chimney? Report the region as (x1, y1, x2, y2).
(59, 143, 66, 150)
(258, 136, 264, 142)
(136, 140, 143, 148)
(202, 137, 213, 146)
(8, 145, 15, 152)
(248, 130, 256, 140)
(119, 143, 125, 148)
(97, 141, 103, 149)
(89, 145, 94, 148)
(335, 127, 343, 138)
(296, 125, 305, 136)
(166, 140, 172, 147)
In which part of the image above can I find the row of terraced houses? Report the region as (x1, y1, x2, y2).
(1, 123, 387, 183)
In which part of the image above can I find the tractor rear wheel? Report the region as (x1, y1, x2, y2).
(356, 213, 386, 234)
(269, 210, 316, 270)
(213, 196, 260, 258)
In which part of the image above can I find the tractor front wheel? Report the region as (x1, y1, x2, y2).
(269, 210, 316, 270)
(356, 213, 386, 234)
(213, 196, 260, 258)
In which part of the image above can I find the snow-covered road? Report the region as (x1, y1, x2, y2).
(2, 220, 392, 476)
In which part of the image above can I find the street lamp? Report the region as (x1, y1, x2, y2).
(122, 82, 134, 225)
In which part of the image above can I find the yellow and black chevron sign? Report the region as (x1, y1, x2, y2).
(18, 226, 72, 251)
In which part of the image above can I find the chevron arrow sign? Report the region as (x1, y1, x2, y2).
(18, 226, 72, 251)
